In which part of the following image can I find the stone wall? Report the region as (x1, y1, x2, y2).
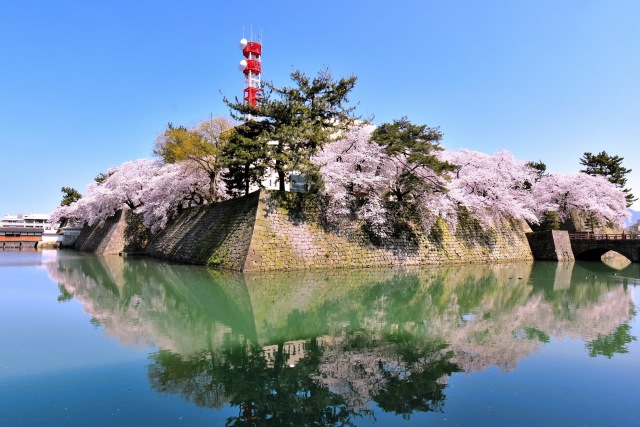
(526, 230, 575, 261)
(145, 192, 259, 269)
(240, 191, 534, 271)
(76, 190, 536, 270)
(74, 208, 149, 255)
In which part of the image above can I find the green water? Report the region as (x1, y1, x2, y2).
(1, 250, 640, 426)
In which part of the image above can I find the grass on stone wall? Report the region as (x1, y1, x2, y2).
(456, 206, 498, 250)
(208, 246, 229, 267)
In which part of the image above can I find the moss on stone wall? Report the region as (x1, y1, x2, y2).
(241, 190, 533, 271)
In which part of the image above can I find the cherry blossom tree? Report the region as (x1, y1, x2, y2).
(50, 158, 222, 233)
(51, 159, 163, 227)
(312, 124, 393, 237)
(443, 149, 539, 227)
(137, 161, 218, 233)
(154, 117, 234, 201)
(531, 173, 629, 228)
(50, 179, 125, 228)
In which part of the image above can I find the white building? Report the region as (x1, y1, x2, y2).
(0, 214, 56, 231)
(255, 168, 307, 193)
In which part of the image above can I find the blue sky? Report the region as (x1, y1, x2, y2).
(1, 0, 639, 214)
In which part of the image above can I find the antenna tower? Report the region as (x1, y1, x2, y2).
(238, 34, 262, 107)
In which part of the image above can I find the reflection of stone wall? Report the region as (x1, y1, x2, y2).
(47, 253, 636, 408)
(47, 254, 256, 354)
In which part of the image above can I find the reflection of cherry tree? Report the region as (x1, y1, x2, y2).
(586, 311, 637, 358)
(317, 329, 460, 416)
(46, 255, 254, 353)
(46, 255, 638, 420)
(148, 340, 368, 426)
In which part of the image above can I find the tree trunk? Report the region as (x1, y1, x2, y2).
(276, 155, 286, 191)
(244, 164, 250, 196)
(278, 168, 286, 192)
(208, 173, 217, 202)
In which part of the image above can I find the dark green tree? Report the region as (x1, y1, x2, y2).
(580, 151, 636, 207)
(60, 186, 81, 206)
(224, 69, 359, 193)
(221, 122, 269, 197)
(94, 172, 112, 184)
(57, 284, 74, 302)
(539, 210, 561, 231)
(586, 321, 637, 358)
(371, 117, 456, 204)
(524, 160, 547, 190)
(526, 160, 547, 177)
(148, 339, 364, 426)
(372, 332, 461, 418)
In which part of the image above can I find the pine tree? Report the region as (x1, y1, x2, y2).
(371, 117, 456, 204)
(539, 210, 561, 231)
(224, 69, 359, 193)
(60, 187, 81, 206)
(579, 151, 636, 207)
(221, 122, 268, 197)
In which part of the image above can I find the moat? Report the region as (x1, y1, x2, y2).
(1, 250, 640, 426)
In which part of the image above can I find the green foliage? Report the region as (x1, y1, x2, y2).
(526, 160, 547, 176)
(271, 190, 327, 223)
(154, 117, 234, 201)
(60, 186, 81, 206)
(580, 151, 636, 207)
(207, 246, 230, 267)
(517, 327, 550, 343)
(428, 219, 445, 244)
(94, 172, 112, 184)
(586, 321, 637, 358)
(148, 341, 364, 425)
(524, 160, 547, 189)
(584, 212, 601, 233)
(221, 123, 269, 197)
(539, 210, 561, 231)
(57, 284, 74, 302)
(371, 117, 456, 204)
(224, 68, 359, 193)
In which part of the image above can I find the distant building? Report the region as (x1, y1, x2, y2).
(0, 214, 62, 249)
(0, 213, 57, 232)
(0, 227, 44, 249)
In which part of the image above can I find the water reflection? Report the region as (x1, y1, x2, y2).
(46, 255, 638, 422)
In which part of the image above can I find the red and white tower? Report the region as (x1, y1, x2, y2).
(239, 37, 262, 108)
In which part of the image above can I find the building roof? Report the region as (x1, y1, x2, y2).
(0, 227, 44, 234)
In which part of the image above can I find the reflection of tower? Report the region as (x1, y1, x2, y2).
(239, 37, 262, 107)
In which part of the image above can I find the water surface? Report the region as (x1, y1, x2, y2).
(1, 250, 640, 426)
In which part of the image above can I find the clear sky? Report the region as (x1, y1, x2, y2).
(1, 0, 639, 215)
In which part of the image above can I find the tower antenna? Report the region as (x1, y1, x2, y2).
(238, 30, 262, 108)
